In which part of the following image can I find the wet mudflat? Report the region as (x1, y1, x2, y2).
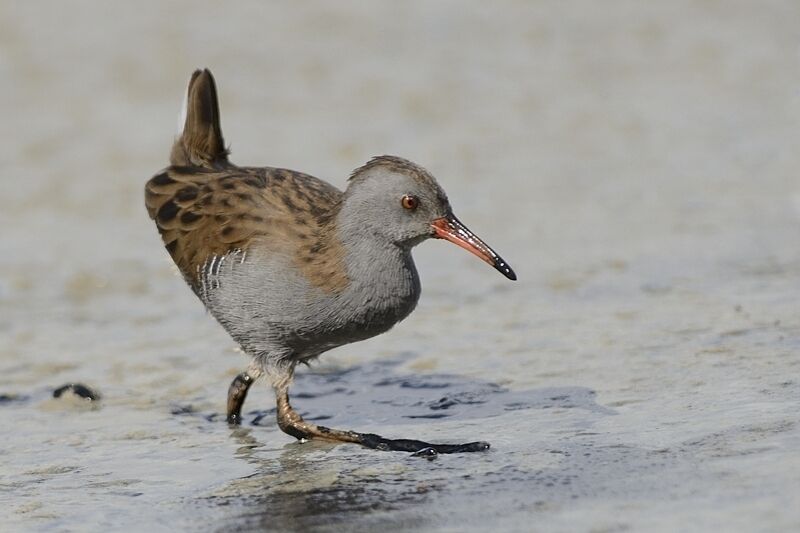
(1, 2, 800, 532)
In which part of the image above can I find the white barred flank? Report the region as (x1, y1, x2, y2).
(197, 249, 247, 301)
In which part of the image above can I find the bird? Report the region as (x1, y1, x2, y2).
(145, 69, 516, 455)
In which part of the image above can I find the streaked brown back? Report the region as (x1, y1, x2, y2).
(144, 165, 348, 292)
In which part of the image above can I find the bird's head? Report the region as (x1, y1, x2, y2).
(342, 155, 516, 280)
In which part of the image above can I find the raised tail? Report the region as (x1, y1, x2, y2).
(170, 68, 229, 168)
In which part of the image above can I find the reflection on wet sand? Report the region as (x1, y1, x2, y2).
(216, 431, 432, 532)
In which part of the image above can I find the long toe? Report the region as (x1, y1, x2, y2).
(359, 433, 491, 454)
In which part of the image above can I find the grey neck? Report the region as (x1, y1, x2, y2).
(334, 208, 422, 323)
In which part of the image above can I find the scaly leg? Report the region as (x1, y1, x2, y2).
(226, 362, 263, 424)
(274, 383, 490, 456)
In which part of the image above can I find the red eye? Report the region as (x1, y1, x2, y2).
(401, 195, 419, 210)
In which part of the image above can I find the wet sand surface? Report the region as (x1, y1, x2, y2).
(1, 2, 799, 531)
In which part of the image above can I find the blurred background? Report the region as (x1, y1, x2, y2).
(1, 2, 799, 531)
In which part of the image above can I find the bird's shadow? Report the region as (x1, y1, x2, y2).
(191, 354, 616, 428)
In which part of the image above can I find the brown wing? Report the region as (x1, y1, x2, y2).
(144, 165, 344, 292)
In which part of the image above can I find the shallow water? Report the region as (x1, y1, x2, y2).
(2, 1, 800, 531)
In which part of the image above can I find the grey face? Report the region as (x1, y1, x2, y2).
(343, 157, 516, 280)
(344, 167, 450, 247)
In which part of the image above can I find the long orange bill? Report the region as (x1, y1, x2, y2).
(431, 214, 516, 280)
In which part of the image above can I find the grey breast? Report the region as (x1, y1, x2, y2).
(199, 241, 421, 362)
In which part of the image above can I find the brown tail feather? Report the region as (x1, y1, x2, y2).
(170, 68, 229, 168)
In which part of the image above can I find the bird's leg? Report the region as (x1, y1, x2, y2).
(226, 362, 263, 424)
(275, 383, 361, 443)
(226, 373, 253, 424)
(273, 383, 490, 455)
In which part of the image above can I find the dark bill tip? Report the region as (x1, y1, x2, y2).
(497, 260, 517, 281)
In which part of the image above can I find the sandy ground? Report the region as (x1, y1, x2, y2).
(1, 1, 799, 532)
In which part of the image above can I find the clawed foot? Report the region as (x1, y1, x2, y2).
(358, 433, 490, 456)
(226, 413, 244, 424)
